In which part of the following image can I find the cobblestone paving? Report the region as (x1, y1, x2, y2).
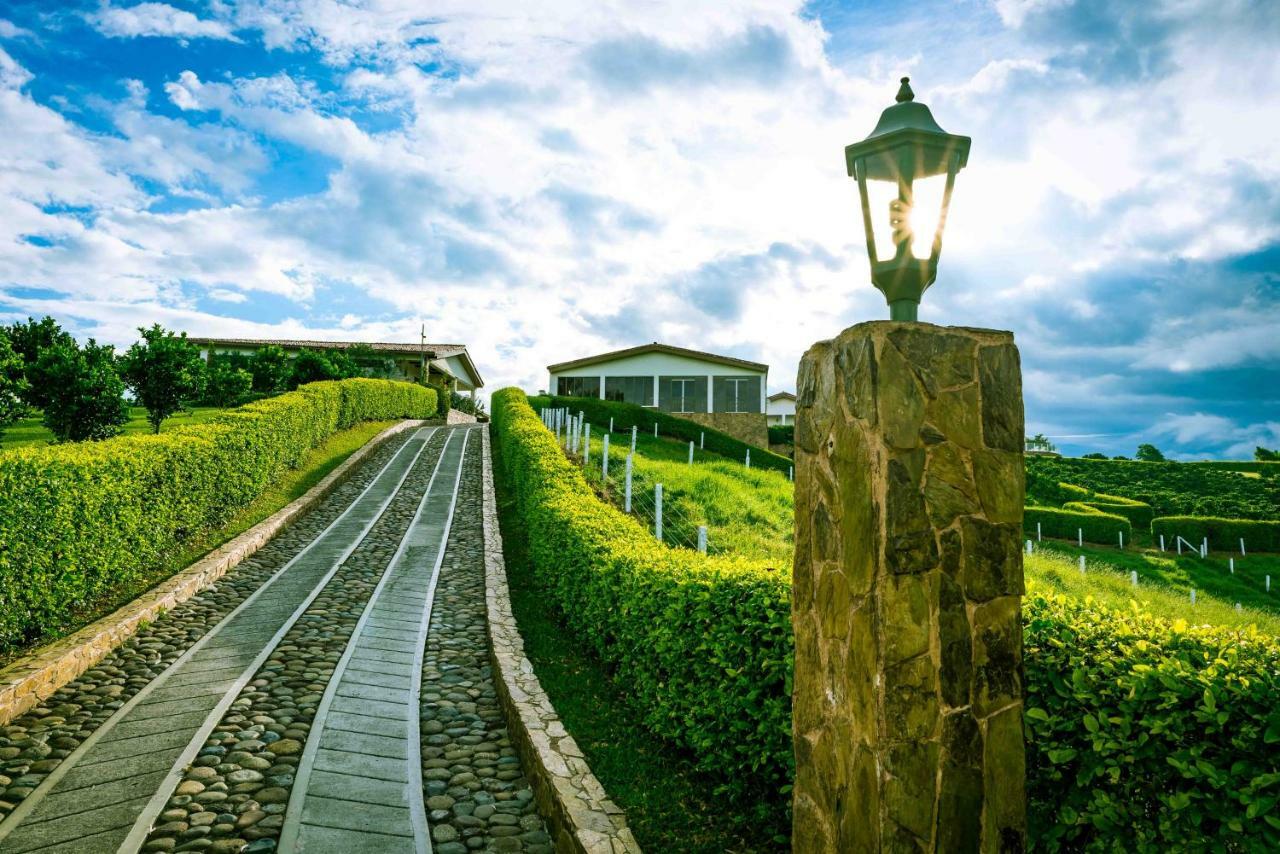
(0, 430, 417, 823)
(420, 435, 551, 854)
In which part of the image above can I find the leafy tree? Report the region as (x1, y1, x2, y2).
(1082, 452, 1108, 460)
(0, 331, 28, 437)
(346, 343, 393, 378)
(1112, 455, 1130, 460)
(36, 339, 129, 441)
(119, 325, 207, 433)
(1135, 443, 1166, 462)
(290, 348, 337, 387)
(4, 315, 73, 407)
(1255, 446, 1279, 462)
(249, 345, 291, 393)
(326, 349, 360, 380)
(204, 360, 253, 407)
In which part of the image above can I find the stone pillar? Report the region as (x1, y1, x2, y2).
(792, 321, 1026, 853)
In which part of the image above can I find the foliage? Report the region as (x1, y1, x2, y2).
(1257, 447, 1279, 462)
(1078, 492, 1155, 528)
(1024, 505, 1131, 545)
(203, 360, 254, 407)
(34, 338, 129, 442)
(3, 315, 73, 408)
(0, 331, 28, 438)
(249, 345, 292, 393)
(450, 389, 485, 417)
(289, 348, 340, 387)
(346, 343, 394, 378)
(1023, 591, 1280, 851)
(1152, 516, 1280, 553)
(530, 393, 793, 475)
(767, 424, 794, 445)
(1026, 455, 1280, 521)
(0, 378, 436, 653)
(1081, 452, 1108, 460)
(491, 388, 793, 812)
(1135, 442, 1166, 462)
(119, 325, 208, 433)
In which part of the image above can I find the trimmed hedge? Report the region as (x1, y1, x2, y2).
(529, 394, 793, 475)
(767, 424, 794, 445)
(1151, 516, 1280, 553)
(1080, 492, 1155, 528)
(1025, 505, 1131, 544)
(0, 379, 435, 652)
(1024, 592, 1280, 850)
(492, 388, 793, 808)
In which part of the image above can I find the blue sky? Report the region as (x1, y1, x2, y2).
(0, 0, 1276, 459)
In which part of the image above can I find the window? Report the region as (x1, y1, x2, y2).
(604, 376, 654, 407)
(557, 376, 598, 398)
(658, 376, 707, 413)
(713, 376, 761, 413)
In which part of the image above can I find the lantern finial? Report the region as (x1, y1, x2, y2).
(895, 77, 914, 103)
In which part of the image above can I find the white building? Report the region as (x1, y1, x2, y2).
(766, 391, 796, 426)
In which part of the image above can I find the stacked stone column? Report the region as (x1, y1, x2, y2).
(792, 321, 1026, 852)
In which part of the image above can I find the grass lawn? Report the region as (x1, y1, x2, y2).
(0, 418, 398, 667)
(492, 439, 784, 854)
(0, 405, 227, 449)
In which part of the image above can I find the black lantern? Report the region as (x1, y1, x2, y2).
(845, 78, 970, 321)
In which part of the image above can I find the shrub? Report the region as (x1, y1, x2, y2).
(203, 361, 253, 407)
(1024, 592, 1280, 850)
(768, 424, 794, 445)
(0, 378, 435, 653)
(491, 388, 793, 811)
(119, 325, 208, 433)
(1151, 516, 1280, 553)
(4, 315, 73, 408)
(249, 345, 291, 393)
(0, 331, 27, 437)
(530, 393, 793, 475)
(1024, 505, 1131, 544)
(33, 338, 129, 442)
(1080, 492, 1154, 527)
(290, 348, 338, 387)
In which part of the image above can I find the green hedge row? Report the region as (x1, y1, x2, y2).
(1081, 492, 1155, 527)
(0, 379, 435, 652)
(1025, 592, 1280, 850)
(492, 388, 793, 808)
(529, 394, 793, 475)
(1025, 505, 1131, 545)
(1151, 516, 1280, 553)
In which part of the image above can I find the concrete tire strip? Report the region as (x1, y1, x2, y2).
(0, 426, 444, 853)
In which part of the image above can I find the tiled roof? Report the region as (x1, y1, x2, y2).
(547, 342, 767, 373)
(768, 391, 796, 401)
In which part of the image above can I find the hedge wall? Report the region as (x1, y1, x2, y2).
(0, 379, 435, 652)
(1151, 516, 1280, 553)
(492, 388, 793, 809)
(1024, 592, 1280, 850)
(1024, 505, 1131, 545)
(1080, 492, 1155, 528)
(529, 394, 793, 475)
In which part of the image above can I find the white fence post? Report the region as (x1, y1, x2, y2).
(789, 466, 794, 482)
(1267, 575, 1271, 593)
(700, 431, 704, 449)
(631, 426, 637, 454)
(1229, 557, 1234, 574)
(609, 417, 614, 433)
(1241, 538, 1246, 556)
(654, 483, 663, 541)
(745, 449, 751, 469)
(1119, 530, 1124, 549)
(1130, 571, 1138, 588)
(1078, 528, 1083, 547)
(602, 434, 610, 479)
(1176, 537, 1182, 555)
(1190, 588, 1196, 606)
(583, 423, 591, 467)
(1200, 540, 1207, 559)
(624, 454, 633, 513)
(1078, 555, 1085, 574)
(697, 525, 707, 553)
(1159, 534, 1165, 551)
(1236, 602, 1242, 614)
(1036, 522, 1042, 542)
(688, 441, 694, 464)
(654, 423, 658, 437)
(1025, 539, 1033, 555)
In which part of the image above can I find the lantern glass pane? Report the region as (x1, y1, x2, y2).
(909, 173, 947, 260)
(865, 177, 899, 261)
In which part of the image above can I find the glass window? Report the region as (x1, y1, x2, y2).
(713, 376, 761, 413)
(604, 376, 653, 406)
(557, 376, 598, 398)
(658, 376, 707, 413)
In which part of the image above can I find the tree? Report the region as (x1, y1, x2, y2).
(1135, 443, 1166, 462)
(326, 349, 360, 380)
(1082, 452, 1108, 460)
(346, 344, 393, 378)
(119, 325, 207, 433)
(4, 315, 73, 407)
(1255, 446, 1279, 462)
(249, 345, 291, 393)
(204, 360, 253, 407)
(290, 348, 337, 387)
(0, 331, 28, 438)
(36, 339, 129, 441)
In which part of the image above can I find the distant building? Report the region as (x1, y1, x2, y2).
(767, 391, 796, 426)
(188, 337, 484, 396)
(547, 342, 768, 447)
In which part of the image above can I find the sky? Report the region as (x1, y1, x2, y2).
(0, 0, 1277, 459)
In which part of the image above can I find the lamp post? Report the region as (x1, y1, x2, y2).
(845, 77, 970, 321)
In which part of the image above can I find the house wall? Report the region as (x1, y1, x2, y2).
(549, 351, 767, 414)
(767, 397, 797, 425)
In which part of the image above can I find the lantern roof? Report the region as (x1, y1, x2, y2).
(845, 78, 970, 182)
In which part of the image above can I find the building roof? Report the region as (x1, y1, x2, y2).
(189, 337, 484, 388)
(768, 391, 797, 401)
(547, 342, 767, 373)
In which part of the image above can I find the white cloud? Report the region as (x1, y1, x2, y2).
(91, 3, 239, 42)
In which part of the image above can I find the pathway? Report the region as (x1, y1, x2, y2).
(0, 424, 551, 854)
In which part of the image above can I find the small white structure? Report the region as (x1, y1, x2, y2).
(766, 391, 796, 426)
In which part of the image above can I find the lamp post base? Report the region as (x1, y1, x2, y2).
(889, 299, 920, 322)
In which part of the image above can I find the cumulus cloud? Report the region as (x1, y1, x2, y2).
(91, 3, 239, 42)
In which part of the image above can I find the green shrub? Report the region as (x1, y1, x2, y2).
(203, 361, 253, 407)
(119, 324, 208, 433)
(1024, 505, 1131, 544)
(530, 393, 792, 475)
(1024, 592, 1280, 850)
(767, 425, 794, 445)
(491, 388, 793, 811)
(34, 338, 129, 441)
(1151, 516, 1280, 553)
(0, 378, 435, 652)
(1080, 492, 1155, 527)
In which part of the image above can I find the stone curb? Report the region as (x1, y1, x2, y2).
(0, 418, 426, 727)
(479, 426, 642, 854)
